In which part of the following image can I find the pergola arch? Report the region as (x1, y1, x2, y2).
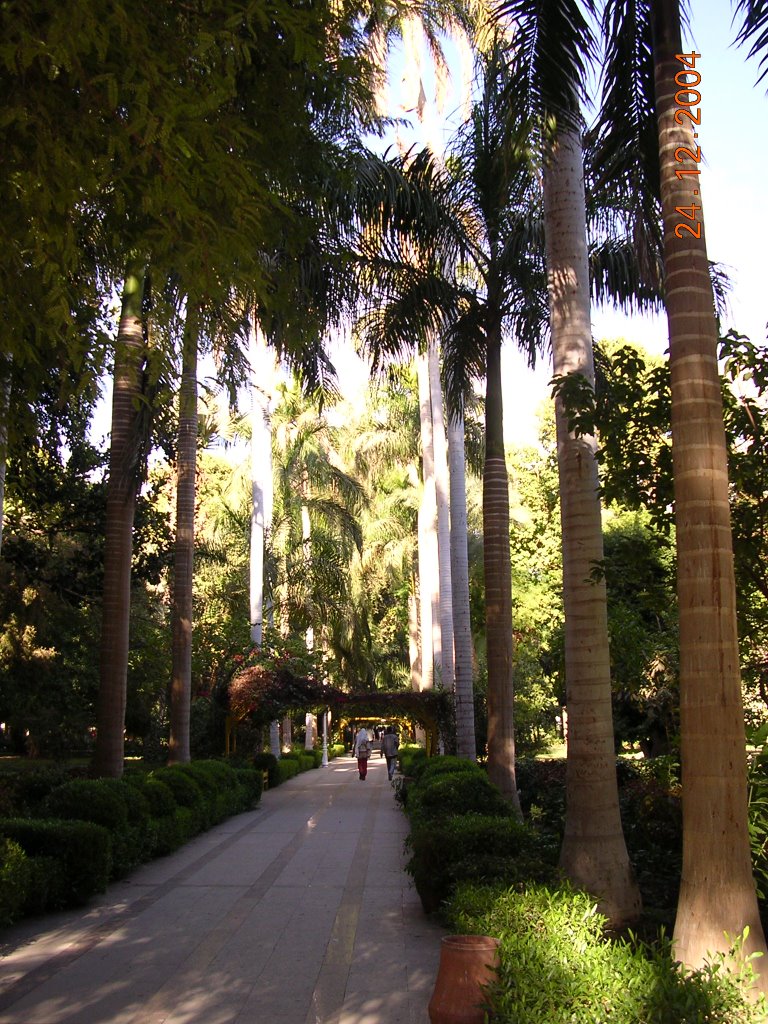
(224, 665, 452, 756)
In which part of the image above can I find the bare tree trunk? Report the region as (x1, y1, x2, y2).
(168, 301, 198, 764)
(651, 0, 768, 985)
(483, 327, 520, 811)
(448, 411, 476, 759)
(92, 260, 146, 779)
(417, 352, 439, 689)
(0, 356, 11, 556)
(544, 125, 640, 925)
(428, 340, 455, 691)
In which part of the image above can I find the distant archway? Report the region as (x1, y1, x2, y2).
(224, 666, 452, 756)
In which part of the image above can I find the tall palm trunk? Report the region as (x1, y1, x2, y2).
(544, 126, 640, 925)
(448, 410, 476, 759)
(92, 260, 147, 779)
(249, 322, 280, 757)
(651, 0, 768, 982)
(0, 356, 11, 556)
(428, 340, 455, 692)
(168, 302, 199, 764)
(484, 324, 520, 811)
(417, 352, 439, 689)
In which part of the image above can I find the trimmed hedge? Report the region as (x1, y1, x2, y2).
(0, 837, 29, 925)
(406, 813, 557, 914)
(276, 759, 300, 784)
(0, 818, 112, 910)
(407, 771, 513, 822)
(43, 778, 151, 878)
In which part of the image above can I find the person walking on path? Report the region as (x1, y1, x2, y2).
(381, 725, 399, 781)
(353, 726, 371, 779)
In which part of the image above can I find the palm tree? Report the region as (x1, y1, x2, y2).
(91, 261, 148, 779)
(428, 340, 456, 692)
(497, 0, 641, 924)
(590, 0, 768, 973)
(448, 408, 477, 758)
(168, 301, 199, 764)
(357, 44, 549, 808)
(648, 0, 768, 983)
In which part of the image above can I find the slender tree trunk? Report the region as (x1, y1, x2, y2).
(249, 322, 279, 757)
(484, 327, 520, 811)
(417, 352, 439, 689)
(651, 0, 768, 984)
(544, 126, 640, 925)
(408, 573, 423, 691)
(0, 356, 11, 556)
(428, 340, 455, 691)
(448, 410, 476, 759)
(250, 325, 272, 648)
(92, 260, 146, 779)
(168, 302, 198, 764)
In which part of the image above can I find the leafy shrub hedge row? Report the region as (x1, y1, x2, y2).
(401, 754, 556, 914)
(0, 759, 263, 926)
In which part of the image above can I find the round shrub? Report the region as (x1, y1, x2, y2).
(43, 779, 129, 832)
(406, 813, 557, 914)
(415, 756, 484, 786)
(253, 752, 278, 788)
(234, 768, 263, 807)
(150, 767, 206, 833)
(409, 772, 513, 822)
(126, 776, 176, 818)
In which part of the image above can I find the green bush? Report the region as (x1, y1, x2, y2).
(408, 771, 513, 823)
(0, 837, 30, 925)
(406, 813, 557, 914)
(398, 745, 427, 778)
(174, 761, 243, 822)
(253, 752, 279, 788)
(298, 753, 316, 772)
(151, 767, 206, 832)
(447, 882, 763, 1023)
(9, 765, 79, 816)
(234, 768, 263, 807)
(126, 775, 177, 818)
(43, 778, 150, 878)
(0, 818, 112, 908)
(414, 756, 484, 786)
(276, 759, 300, 784)
(329, 743, 345, 760)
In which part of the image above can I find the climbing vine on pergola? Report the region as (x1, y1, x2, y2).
(224, 665, 453, 755)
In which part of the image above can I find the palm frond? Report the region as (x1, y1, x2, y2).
(733, 0, 768, 84)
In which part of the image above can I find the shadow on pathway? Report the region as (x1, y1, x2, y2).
(0, 755, 444, 1024)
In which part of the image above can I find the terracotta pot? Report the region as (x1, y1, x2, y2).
(428, 934, 501, 1024)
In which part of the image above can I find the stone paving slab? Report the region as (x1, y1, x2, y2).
(0, 756, 444, 1024)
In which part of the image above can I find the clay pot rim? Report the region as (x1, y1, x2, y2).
(440, 934, 500, 949)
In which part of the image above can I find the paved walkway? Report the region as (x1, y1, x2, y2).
(0, 755, 445, 1024)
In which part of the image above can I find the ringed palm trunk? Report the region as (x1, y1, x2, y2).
(484, 323, 520, 812)
(448, 410, 476, 759)
(92, 260, 146, 779)
(651, 0, 768, 982)
(0, 356, 11, 555)
(544, 126, 640, 925)
(428, 340, 455, 692)
(417, 352, 439, 690)
(168, 302, 199, 765)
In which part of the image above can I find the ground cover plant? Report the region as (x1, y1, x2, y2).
(446, 882, 764, 1023)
